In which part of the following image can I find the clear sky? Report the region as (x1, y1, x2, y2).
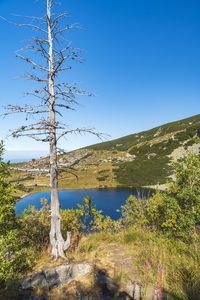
(0, 0, 200, 159)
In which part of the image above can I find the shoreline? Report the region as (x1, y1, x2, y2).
(19, 186, 155, 201)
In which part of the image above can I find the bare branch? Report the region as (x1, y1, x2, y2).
(53, 43, 71, 57)
(12, 14, 46, 22)
(12, 134, 49, 142)
(51, 12, 68, 31)
(16, 53, 49, 72)
(55, 66, 72, 73)
(21, 45, 49, 60)
(26, 73, 48, 82)
(56, 128, 104, 142)
(52, 24, 74, 38)
(0, 16, 48, 33)
(10, 167, 49, 173)
(3, 104, 48, 116)
(58, 168, 78, 180)
(34, 38, 49, 45)
(55, 104, 74, 110)
(25, 91, 49, 102)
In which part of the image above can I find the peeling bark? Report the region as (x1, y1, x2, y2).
(49, 190, 71, 259)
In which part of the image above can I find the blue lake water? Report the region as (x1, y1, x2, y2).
(16, 189, 152, 219)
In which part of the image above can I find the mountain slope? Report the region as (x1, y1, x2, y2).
(10, 114, 200, 193)
(87, 114, 200, 152)
(86, 114, 200, 187)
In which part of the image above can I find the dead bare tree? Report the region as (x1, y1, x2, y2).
(1, 0, 102, 260)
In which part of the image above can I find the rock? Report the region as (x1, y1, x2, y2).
(124, 281, 134, 298)
(169, 143, 200, 162)
(133, 283, 141, 300)
(20, 263, 92, 290)
(21, 271, 47, 289)
(44, 268, 60, 287)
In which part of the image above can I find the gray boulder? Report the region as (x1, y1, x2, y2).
(20, 263, 92, 290)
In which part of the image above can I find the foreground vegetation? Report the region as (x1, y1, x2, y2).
(0, 143, 200, 299)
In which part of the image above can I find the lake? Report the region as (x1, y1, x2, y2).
(16, 188, 152, 219)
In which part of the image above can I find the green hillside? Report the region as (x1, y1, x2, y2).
(88, 114, 200, 151)
(87, 114, 200, 187)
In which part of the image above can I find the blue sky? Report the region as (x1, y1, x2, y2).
(0, 0, 200, 159)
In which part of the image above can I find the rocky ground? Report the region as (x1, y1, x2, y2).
(10, 243, 166, 300)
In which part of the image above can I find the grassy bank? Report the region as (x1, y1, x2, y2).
(1, 225, 199, 300)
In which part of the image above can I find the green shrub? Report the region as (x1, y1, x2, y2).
(97, 169, 109, 175)
(20, 198, 51, 250)
(0, 143, 17, 235)
(146, 153, 200, 242)
(0, 230, 34, 285)
(120, 195, 147, 226)
(0, 142, 34, 286)
(97, 175, 109, 181)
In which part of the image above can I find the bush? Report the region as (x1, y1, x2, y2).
(0, 142, 34, 286)
(0, 142, 17, 235)
(146, 153, 200, 242)
(120, 195, 147, 226)
(20, 198, 51, 250)
(0, 230, 34, 285)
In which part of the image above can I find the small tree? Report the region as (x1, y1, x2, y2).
(1, 0, 101, 259)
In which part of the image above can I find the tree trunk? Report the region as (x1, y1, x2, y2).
(47, 0, 71, 260)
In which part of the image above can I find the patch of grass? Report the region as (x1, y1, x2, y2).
(118, 227, 200, 299)
(114, 271, 129, 284)
(112, 151, 118, 154)
(68, 227, 200, 299)
(97, 169, 110, 175)
(97, 175, 109, 182)
(123, 230, 142, 244)
(169, 266, 200, 300)
(114, 155, 171, 187)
